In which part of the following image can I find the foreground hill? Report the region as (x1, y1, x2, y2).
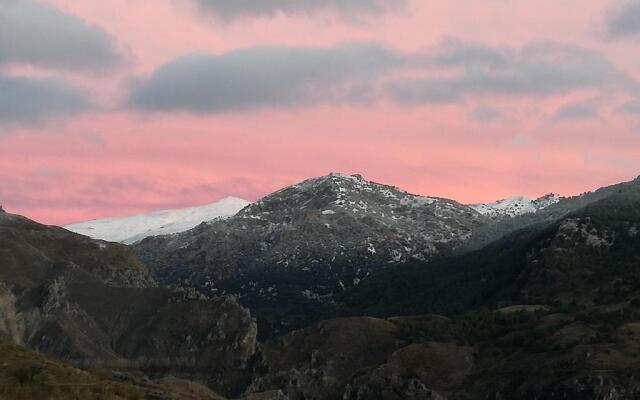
(0, 210, 260, 396)
(65, 197, 250, 244)
(134, 173, 488, 336)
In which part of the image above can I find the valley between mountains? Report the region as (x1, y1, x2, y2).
(3, 173, 640, 400)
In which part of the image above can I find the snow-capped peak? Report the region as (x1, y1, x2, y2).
(65, 196, 250, 244)
(470, 193, 561, 218)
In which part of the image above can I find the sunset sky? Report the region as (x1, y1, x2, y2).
(1, 0, 640, 225)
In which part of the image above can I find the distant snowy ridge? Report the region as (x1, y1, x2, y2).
(65, 197, 250, 244)
(470, 193, 561, 218)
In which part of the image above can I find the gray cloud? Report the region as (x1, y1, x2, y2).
(0, 76, 90, 126)
(618, 99, 640, 114)
(0, 0, 121, 71)
(192, 0, 405, 20)
(553, 102, 599, 121)
(387, 40, 635, 105)
(606, 1, 640, 37)
(126, 39, 636, 114)
(127, 43, 402, 113)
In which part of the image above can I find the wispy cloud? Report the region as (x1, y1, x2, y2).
(605, 1, 640, 37)
(618, 99, 640, 114)
(553, 101, 599, 121)
(387, 39, 636, 105)
(469, 104, 503, 122)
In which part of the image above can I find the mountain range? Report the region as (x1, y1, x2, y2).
(2, 173, 640, 400)
(64, 176, 563, 245)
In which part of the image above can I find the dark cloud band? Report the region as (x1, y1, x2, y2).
(606, 2, 640, 37)
(127, 44, 402, 113)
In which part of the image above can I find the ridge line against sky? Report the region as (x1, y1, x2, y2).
(0, 0, 639, 225)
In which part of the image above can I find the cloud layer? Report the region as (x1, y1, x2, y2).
(0, 0, 121, 70)
(193, 0, 405, 20)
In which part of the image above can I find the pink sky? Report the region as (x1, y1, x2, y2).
(1, 0, 639, 225)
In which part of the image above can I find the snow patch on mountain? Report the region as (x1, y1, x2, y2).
(470, 194, 561, 218)
(65, 197, 250, 244)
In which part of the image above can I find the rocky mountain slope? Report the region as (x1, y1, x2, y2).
(346, 176, 640, 316)
(0, 211, 261, 397)
(134, 173, 488, 336)
(65, 197, 250, 244)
